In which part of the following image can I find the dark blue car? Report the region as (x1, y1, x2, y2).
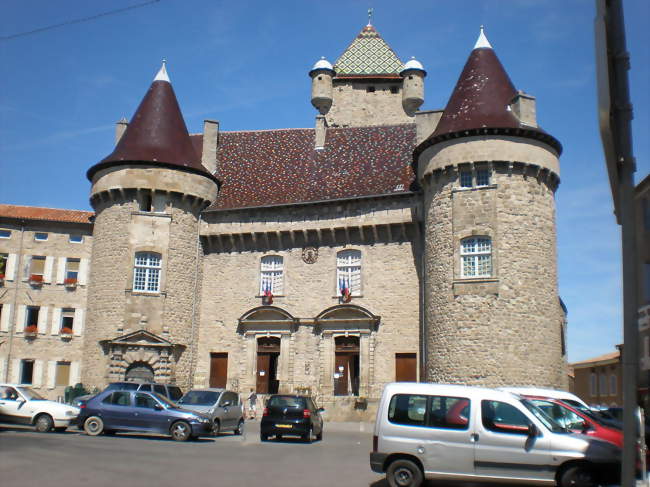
(78, 389, 212, 441)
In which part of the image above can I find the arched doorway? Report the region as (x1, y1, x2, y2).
(125, 362, 154, 382)
(257, 337, 280, 394)
(334, 336, 360, 396)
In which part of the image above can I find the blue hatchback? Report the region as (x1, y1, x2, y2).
(78, 389, 212, 441)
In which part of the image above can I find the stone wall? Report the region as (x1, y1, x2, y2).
(0, 220, 92, 399)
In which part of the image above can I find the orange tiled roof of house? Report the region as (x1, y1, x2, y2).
(0, 204, 94, 224)
(570, 350, 620, 368)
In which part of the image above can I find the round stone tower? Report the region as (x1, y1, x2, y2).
(82, 62, 219, 390)
(309, 57, 335, 115)
(400, 57, 426, 115)
(415, 29, 567, 389)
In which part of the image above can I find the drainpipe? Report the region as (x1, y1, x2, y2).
(5, 222, 25, 382)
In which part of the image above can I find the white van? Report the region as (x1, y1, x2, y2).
(370, 383, 621, 487)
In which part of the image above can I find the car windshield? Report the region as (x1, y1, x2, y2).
(16, 387, 45, 400)
(562, 399, 591, 414)
(521, 399, 568, 433)
(268, 396, 305, 408)
(178, 391, 220, 406)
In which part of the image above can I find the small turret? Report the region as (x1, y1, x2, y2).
(400, 57, 426, 115)
(309, 57, 335, 115)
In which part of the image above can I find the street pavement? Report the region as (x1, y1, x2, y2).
(0, 421, 638, 487)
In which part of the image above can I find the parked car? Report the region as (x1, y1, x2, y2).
(499, 386, 590, 412)
(74, 381, 183, 406)
(0, 384, 79, 432)
(260, 394, 324, 443)
(371, 383, 621, 487)
(78, 389, 212, 441)
(176, 389, 244, 435)
(524, 396, 623, 448)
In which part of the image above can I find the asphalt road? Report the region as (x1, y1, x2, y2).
(0, 421, 612, 487)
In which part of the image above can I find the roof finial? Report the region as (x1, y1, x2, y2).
(367, 7, 373, 26)
(474, 25, 492, 49)
(154, 59, 170, 82)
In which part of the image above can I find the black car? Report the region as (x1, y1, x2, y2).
(260, 395, 324, 443)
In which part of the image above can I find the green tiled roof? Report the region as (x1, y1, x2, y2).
(334, 25, 404, 76)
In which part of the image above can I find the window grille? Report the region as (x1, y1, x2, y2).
(260, 255, 283, 295)
(476, 169, 490, 186)
(459, 171, 473, 188)
(133, 252, 161, 292)
(460, 237, 492, 278)
(337, 250, 361, 296)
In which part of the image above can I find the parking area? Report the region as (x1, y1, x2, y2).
(1, 420, 539, 487)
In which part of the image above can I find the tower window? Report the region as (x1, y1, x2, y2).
(459, 171, 473, 188)
(460, 237, 492, 278)
(366, 86, 375, 93)
(133, 252, 161, 293)
(260, 255, 284, 295)
(476, 169, 490, 187)
(140, 192, 152, 212)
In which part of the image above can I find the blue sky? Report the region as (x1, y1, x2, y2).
(1, 0, 648, 363)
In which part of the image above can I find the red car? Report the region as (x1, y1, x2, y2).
(524, 396, 622, 448)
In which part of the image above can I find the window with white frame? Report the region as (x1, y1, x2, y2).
(34, 232, 48, 241)
(337, 250, 361, 296)
(55, 362, 71, 387)
(69, 234, 83, 243)
(260, 255, 283, 295)
(459, 170, 473, 188)
(476, 168, 490, 187)
(25, 306, 40, 329)
(30, 255, 46, 278)
(610, 374, 617, 396)
(133, 252, 161, 293)
(65, 258, 80, 282)
(61, 308, 75, 333)
(0, 229, 10, 239)
(460, 237, 492, 278)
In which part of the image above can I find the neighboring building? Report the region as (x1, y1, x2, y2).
(637, 175, 650, 413)
(571, 347, 623, 407)
(0, 24, 568, 419)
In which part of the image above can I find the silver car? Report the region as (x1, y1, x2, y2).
(370, 383, 621, 487)
(176, 388, 244, 436)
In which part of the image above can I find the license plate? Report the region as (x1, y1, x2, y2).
(275, 424, 292, 429)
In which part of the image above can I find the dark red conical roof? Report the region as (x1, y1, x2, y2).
(416, 31, 561, 156)
(87, 64, 218, 184)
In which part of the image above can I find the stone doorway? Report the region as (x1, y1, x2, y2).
(334, 336, 360, 396)
(125, 362, 154, 382)
(256, 336, 280, 394)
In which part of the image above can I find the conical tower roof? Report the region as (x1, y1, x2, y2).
(88, 63, 218, 183)
(416, 29, 561, 155)
(334, 24, 403, 78)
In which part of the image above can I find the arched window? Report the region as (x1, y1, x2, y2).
(460, 237, 492, 278)
(133, 252, 161, 292)
(260, 255, 283, 295)
(337, 249, 361, 296)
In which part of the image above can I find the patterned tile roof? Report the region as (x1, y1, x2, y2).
(0, 205, 94, 224)
(199, 123, 417, 210)
(334, 25, 404, 77)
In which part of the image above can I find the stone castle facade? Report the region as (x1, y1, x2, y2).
(0, 24, 568, 419)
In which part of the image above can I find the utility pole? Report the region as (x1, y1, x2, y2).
(595, 1, 639, 485)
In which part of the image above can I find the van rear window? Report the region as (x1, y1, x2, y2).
(388, 394, 470, 430)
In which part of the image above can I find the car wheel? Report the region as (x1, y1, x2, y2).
(260, 433, 268, 442)
(234, 419, 244, 436)
(213, 420, 220, 436)
(559, 464, 597, 487)
(316, 428, 323, 441)
(386, 459, 423, 487)
(170, 421, 191, 442)
(302, 426, 313, 443)
(34, 414, 54, 433)
(83, 416, 104, 436)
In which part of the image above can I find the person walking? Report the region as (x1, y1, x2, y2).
(247, 389, 258, 420)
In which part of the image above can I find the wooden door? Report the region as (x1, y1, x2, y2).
(334, 354, 350, 396)
(209, 353, 228, 388)
(256, 353, 271, 393)
(395, 353, 417, 382)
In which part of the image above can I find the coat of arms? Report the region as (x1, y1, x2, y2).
(302, 246, 318, 264)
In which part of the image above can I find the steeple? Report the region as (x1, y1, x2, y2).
(417, 28, 561, 155)
(88, 61, 216, 182)
(334, 24, 403, 78)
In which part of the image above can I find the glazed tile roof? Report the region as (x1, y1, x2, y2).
(334, 25, 404, 77)
(0, 205, 94, 224)
(201, 123, 417, 210)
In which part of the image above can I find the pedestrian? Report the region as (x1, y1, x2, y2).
(247, 389, 258, 420)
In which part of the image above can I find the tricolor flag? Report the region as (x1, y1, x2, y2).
(339, 278, 351, 303)
(263, 281, 273, 305)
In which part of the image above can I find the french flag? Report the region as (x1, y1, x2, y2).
(339, 278, 351, 302)
(263, 281, 273, 305)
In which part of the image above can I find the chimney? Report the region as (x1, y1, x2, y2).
(201, 119, 220, 174)
(510, 91, 537, 127)
(315, 115, 327, 150)
(115, 117, 128, 145)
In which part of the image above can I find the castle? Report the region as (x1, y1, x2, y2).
(0, 23, 567, 419)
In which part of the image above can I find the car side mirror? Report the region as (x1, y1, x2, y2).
(221, 401, 231, 407)
(318, 407, 325, 413)
(580, 421, 590, 433)
(527, 424, 538, 437)
(154, 403, 163, 411)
